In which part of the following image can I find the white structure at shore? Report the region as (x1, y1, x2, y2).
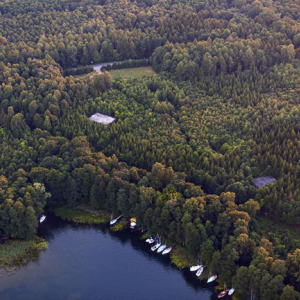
(88, 113, 116, 125)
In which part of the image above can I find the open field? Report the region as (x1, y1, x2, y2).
(109, 66, 156, 79)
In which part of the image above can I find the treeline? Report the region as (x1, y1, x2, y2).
(64, 65, 94, 76)
(152, 41, 300, 106)
(1, 0, 300, 69)
(2, 0, 300, 297)
(0, 127, 299, 299)
(100, 59, 150, 71)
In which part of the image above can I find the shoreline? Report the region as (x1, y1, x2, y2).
(50, 206, 243, 299)
(50, 208, 215, 274)
(0, 237, 48, 272)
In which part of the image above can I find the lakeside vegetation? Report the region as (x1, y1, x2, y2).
(0, 238, 48, 270)
(50, 207, 111, 224)
(1, 0, 300, 298)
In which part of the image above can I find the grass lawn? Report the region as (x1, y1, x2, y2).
(109, 66, 156, 80)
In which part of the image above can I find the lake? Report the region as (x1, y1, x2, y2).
(0, 214, 219, 300)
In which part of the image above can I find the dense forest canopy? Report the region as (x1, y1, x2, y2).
(1, 0, 300, 298)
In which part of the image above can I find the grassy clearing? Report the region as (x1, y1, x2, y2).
(50, 206, 111, 224)
(109, 66, 156, 80)
(0, 237, 48, 270)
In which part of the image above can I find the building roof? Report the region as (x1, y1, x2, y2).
(88, 113, 116, 125)
(253, 176, 276, 188)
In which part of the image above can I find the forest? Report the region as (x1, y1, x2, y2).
(1, 0, 300, 298)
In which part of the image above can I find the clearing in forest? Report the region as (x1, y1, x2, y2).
(108, 66, 156, 80)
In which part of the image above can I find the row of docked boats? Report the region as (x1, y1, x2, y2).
(146, 236, 173, 255)
(190, 263, 235, 298)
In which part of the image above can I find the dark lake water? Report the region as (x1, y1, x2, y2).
(0, 214, 219, 300)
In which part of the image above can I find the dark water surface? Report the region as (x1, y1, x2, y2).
(0, 214, 219, 300)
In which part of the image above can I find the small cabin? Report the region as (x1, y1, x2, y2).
(88, 113, 116, 125)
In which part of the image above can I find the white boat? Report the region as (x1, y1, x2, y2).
(39, 214, 46, 223)
(162, 247, 172, 255)
(148, 238, 155, 244)
(110, 218, 117, 225)
(130, 218, 137, 229)
(207, 275, 217, 283)
(190, 265, 202, 272)
(196, 266, 204, 276)
(228, 288, 235, 296)
(110, 214, 122, 225)
(157, 244, 167, 253)
(151, 242, 161, 251)
(130, 221, 137, 229)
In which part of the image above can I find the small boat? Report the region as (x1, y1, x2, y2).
(39, 214, 46, 223)
(190, 265, 202, 272)
(196, 266, 204, 277)
(162, 247, 172, 255)
(130, 222, 137, 229)
(151, 242, 161, 251)
(207, 275, 217, 283)
(110, 218, 117, 225)
(146, 237, 154, 243)
(130, 218, 137, 229)
(218, 285, 228, 298)
(110, 214, 122, 226)
(228, 288, 235, 296)
(147, 237, 155, 244)
(157, 244, 167, 253)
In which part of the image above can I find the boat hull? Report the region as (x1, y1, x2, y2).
(196, 267, 204, 277)
(190, 265, 201, 272)
(157, 245, 166, 253)
(162, 247, 172, 255)
(39, 215, 46, 223)
(151, 243, 161, 251)
(110, 219, 117, 225)
(228, 288, 235, 296)
(207, 275, 217, 283)
(218, 291, 228, 298)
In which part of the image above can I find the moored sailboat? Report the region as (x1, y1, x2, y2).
(207, 274, 217, 283)
(190, 265, 201, 272)
(151, 241, 161, 251)
(146, 237, 154, 243)
(196, 265, 204, 277)
(190, 254, 202, 272)
(162, 246, 172, 255)
(157, 244, 167, 253)
(110, 214, 123, 225)
(228, 288, 235, 296)
(39, 214, 46, 223)
(218, 285, 228, 298)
